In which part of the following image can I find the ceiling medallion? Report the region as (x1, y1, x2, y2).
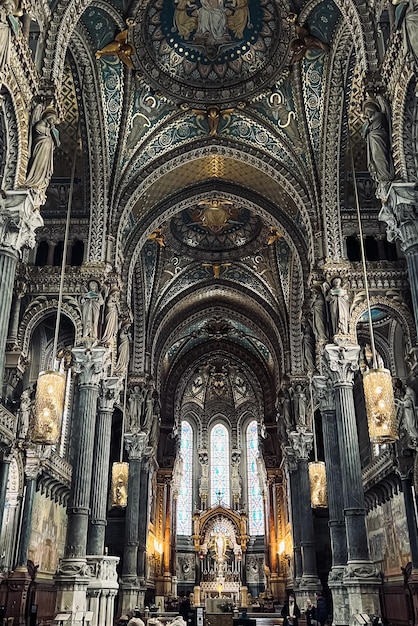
(134, 0, 290, 106)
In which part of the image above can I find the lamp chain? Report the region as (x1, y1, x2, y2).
(350, 147, 378, 369)
(309, 376, 318, 461)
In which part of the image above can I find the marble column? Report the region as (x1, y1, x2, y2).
(314, 374, 349, 626)
(55, 347, 106, 617)
(163, 478, 172, 595)
(121, 431, 148, 614)
(86, 555, 120, 626)
(283, 446, 302, 583)
(88, 377, 121, 555)
(0, 190, 42, 386)
(288, 429, 320, 596)
(379, 183, 418, 335)
(325, 343, 380, 617)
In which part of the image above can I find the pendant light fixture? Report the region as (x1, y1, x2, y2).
(308, 378, 328, 508)
(31, 106, 78, 445)
(351, 148, 398, 444)
(111, 372, 129, 507)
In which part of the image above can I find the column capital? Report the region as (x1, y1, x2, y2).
(379, 182, 418, 252)
(24, 450, 42, 480)
(72, 347, 107, 386)
(98, 377, 122, 412)
(124, 431, 148, 460)
(313, 374, 335, 412)
(324, 343, 360, 385)
(0, 190, 43, 255)
(282, 445, 298, 472)
(288, 428, 313, 460)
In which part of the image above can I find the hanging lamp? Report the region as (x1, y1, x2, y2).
(351, 148, 398, 444)
(31, 109, 78, 445)
(111, 372, 129, 507)
(308, 378, 328, 508)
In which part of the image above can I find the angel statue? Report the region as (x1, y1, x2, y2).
(325, 277, 350, 336)
(0, 0, 21, 77)
(25, 105, 60, 197)
(361, 96, 395, 198)
(393, 0, 418, 71)
(95, 29, 135, 69)
(397, 385, 418, 441)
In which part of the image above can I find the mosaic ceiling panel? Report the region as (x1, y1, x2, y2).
(131, 155, 300, 220)
(133, 0, 291, 106)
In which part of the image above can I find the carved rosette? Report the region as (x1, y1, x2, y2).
(98, 377, 122, 412)
(72, 347, 107, 386)
(124, 431, 148, 460)
(313, 374, 335, 413)
(379, 183, 418, 252)
(324, 344, 360, 386)
(0, 190, 43, 255)
(288, 428, 313, 460)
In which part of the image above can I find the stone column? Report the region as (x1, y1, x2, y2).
(163, 478, 172, 596)
(86, 555, 120, 626)
(16, 451, 41, 567)
(88, 377, 121, 555)
(283, 446, 302, 583)
(7, 451, 41, 626)
(0, 190, 42, 385)
(55, 347, 106, 617)
(121, 431, 148, 614)
(325, 343, 381, 616)
(137, 452, 153, 595)
(288, 429, 320, 596)
(314, 374, 349, 626)
(379, 183, 418, 334)
(6, 280, 26, 346)
(0, 449, 12, 533)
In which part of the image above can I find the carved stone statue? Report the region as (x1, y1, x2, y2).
(143, 387, 155, 433)
(393, 0, 418, 69)
(361, 99, 394, 197)
(81, 280, 104, 340)
(128, 385, 144, 431)
(18, 387, 32, 439)
(25, 107, 60, 195)
(0, 0, 20, 75)
(301, 321, 316, 372)
(311, 286, 328, 341)
(101, 288, 120, 345)
(326, 277, 350, 336)
(114, 325, 131, 375)
(399, 386, 418, 440)
(291, 384, 307, 426)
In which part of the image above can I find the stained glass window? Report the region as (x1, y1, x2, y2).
(177, 420, 193, 535)
(247, 420, 264, 535)
(210, 423, 230, 506)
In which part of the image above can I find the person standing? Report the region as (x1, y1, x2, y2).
(305, 599, 317, 626)
(315, 591, 327, 626)
(281, 594, 301, 626)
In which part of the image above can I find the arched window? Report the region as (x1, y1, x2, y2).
(210, 423, 230, 506)
(177, 420, 193, 535)
(246, 420, 264, 535)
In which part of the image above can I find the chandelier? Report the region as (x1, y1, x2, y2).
(31, 370, 66, 444)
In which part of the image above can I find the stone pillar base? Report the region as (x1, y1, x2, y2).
(6, 566, 31, 626)
(86, 555, 119, 626)
(54, 558, 91, 618)
(121, 578, 140, 614)
(343, 562, 381, 619)
(270, 572, 285, 602)
(163, 572, 172, 596)
(328, 566, 350, 626)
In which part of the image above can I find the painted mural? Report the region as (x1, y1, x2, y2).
(28, 492, 67, 574)
(366, 493, 411, 576)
